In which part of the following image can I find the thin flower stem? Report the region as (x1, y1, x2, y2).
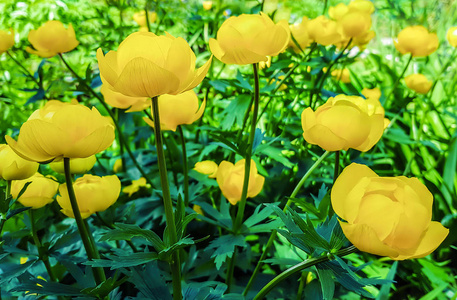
(296, 272, 307, 300)
(63, 157, 106, 285)
(242, 150, 330, 296)
(252, 246, 358, 300)
(384, 53, 413, 107)
(58, 53, 154, 189)
(144, 3, 152, 32)
(0, 181, 12, 240)
(29, 210, 57, 282)
(177, 126, 189, 207)
(151, 96, 182, 300)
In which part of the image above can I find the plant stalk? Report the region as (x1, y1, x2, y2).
(384, 53, 413, 107)
(177, 126, 189, 207)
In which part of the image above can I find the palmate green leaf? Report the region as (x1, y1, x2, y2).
(82, 276, 128, 298)
(289, 210, 331, 252)
(316, 267, 335, 300)
(99, 223, 165, 252)
(9, 277, 87, 297)
(158, 237, 195, 261)
(125, 262, 172, 300)
(220, 94, 251, 130)
(205, 234, 246, 270)
(209, 132, 241, 155)
(193, 200, 233, 230)
(84, 252, 158, 270)
(0, 257, 38, 285)
(235, 70, 252, 91)
(256, 144, 293, 168)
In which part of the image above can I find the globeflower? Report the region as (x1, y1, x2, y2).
(209, 13, 290, 65)
(57, 174, 121, 219)
(0, 29, 14, 54)
(6, 100, 115, 163)
(394, 26, 439, 57)
(26, 21, 79, 58)
(405, 74, 432, 94)
(101, 84, 150, 112)
(446, 26, 457, 47)
(0, 144, 38, 181)
(194, 161, 218, 178)
(301, 94, 385, 152)
(12, 173, 59, 209)
(332, 163, 449, 260)
(97, 32, 212, 98)
(307, 16, 342, 46)
(289, 17, 310, 53)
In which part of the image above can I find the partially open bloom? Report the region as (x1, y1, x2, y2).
(394, 26, 439, 57)
(123, 177, 149, 196)
(446, 26, 457, 47)
(0, 144, 38, 181)
(143, 90, 205, 131)
(50, 156, 97, 174)
(101, 84, 150, 112)
(0, 29, 14, 54)
(216, 159, 265, 205)
(332, 163, 449, 260)
(338, 10, 372, 39)
(26, 21, 79, 57)
(133, 11, 157, 27)
(6, 100, 115, 163)
(202, 1, 212, 10)
(301, 94, 385, 152)
(405, 73, 432, 94)
(331, 68, 351, 83)
(348, 0, 375, 14)
(289, 17, 310, 53)
(307, 16, 342, 46)
(12, 173, 59, 209)
(194, 160, 218, 178)
(209, 13, 290, 65)
(57, 174, 120, 219)
(97, 32, 211, 98)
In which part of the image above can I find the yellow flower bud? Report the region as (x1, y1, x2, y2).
(209, 13, 290, 65)
(0, 29, 14, 54)
(394, 26, 439, 57)
(0, 144, 39, 181)
(329, 3, 349, 20)
(405, 73, 432, 94)
(301, 94, 385, 152)
(307, 16, 342, 46)
(26, 21, 79, 58)
(216, 159, 265, 205)
(113, 158, 123, 173)
(143, 90, 205, 131)
(97, 32, 212, 98)
(332, 163, 449, 260)
(6, 100, 115, 163)
(12, 173, 58, 209)
(331, 68, 351, 83)
(348, 0, 375, 14)
(361, 87, 381, 101)
(194, 161, 218, 178)
(202, 1, 213, 10)
(50, 156, 97, 174)
(289, 17, 311, 53)
(101, 84, 150, 112)
(133, 11, 157, 27)
(446, 26, 457, 47)
(57, 174, 120, 219)
(122, 177, 149, 196)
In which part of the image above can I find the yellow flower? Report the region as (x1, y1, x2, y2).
(113, 158, 123, 173)
(289, 17, 311, 53)
(348, 0, 375, 14)
(122, 177, 149, 196)
(331, 68, 351, 83)
(133, 11, 157, 27)
(301, 94, 385, 152)
(101, 84, 150, 112)
(332, 163, 449, 260)
(258, 56, 271, 69)
(0, 144, 38, 181)
(209, 13, 290, 65)
(405, 74, 432, 94)
(6, 100, 115, 163)
(446, 26, 457, 47)
(97, 32, 212, 98)
(338, 10, 372, 39)
(329, 3, 349, 20)
(50, 156, 97, 174)
(0, 29, 14, 54)
(12, 173, 59, 209)
(143, 90, 205, 131)
(57, 174, 120, 219)
(216, 159, 265, 205)
(202, 1, 213, 10)
(26, 21, 79, 58)
(394, 26, 439, 57)
(361, 87, 381, 101)
(307, 16, 342, 46)
(194, 161, 218, 178)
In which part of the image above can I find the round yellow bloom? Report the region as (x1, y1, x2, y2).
(50, 156, 97, 174)
(307, 16, 342, 46)
(113, 158, 123, 173)
(26, 21, 79, 58)
(394, 26, 439, 57)
(216, 159, 265, 205)
(329, 3, 349, 20)
(209, 13, 290, 65)
(331, 68, 351, 83)
(194, 160, 218, 178)
(12, 173, 58, 209)
(289, 17, 310, 53)
(57, 174, 120, 219)
(0, 144, 38, 181)
(133, 11, 157, 27)
(143, 90, 205, 131)
(348, 0, 375, 14)
(101, 84, 150, 112)
(446, 27, 457, 47)
(301, 94, 385, 152)
(332, 163, 449, 260)
(338, 10, 372, 38)
(405, 73, 432, 94)
(97, 32, 212, 98)
(202, 1, 213, 10)
(0, 29, 14, 54)
(6, 100, 115, 163)
(361, 87, 381, 101)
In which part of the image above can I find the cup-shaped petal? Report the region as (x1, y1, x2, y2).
(394, 26, 438, 57)
(0, 29, 14, 54)
(405, 73, 432, 94)
(26, 21, 79, 57)
(0, 144, 39, 180)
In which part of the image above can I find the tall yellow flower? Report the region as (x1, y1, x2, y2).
(307, 16, 342, 46)
(0, 144, 38, 180)
(446, 26, 457, 47)
(405, 74, 432, 94)
(394, 26, 439, 57)
(0, 29, 14, 54)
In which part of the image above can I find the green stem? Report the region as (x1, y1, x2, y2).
(177, 126, 189, 207)
(144, 3, 152, 32)
(384, 53, 413, 107)
(242, 150, 330, 296)
(63, 157, 106, 285)
(296, 272, 307, 300)
(225, 248, 237, 292)
(253, 246, 358, 300)
(151, 96, 182, 300)
(0, 181, 12, 240)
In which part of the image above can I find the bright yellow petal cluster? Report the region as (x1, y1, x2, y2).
(209, 13, 290, 65)
(101, 84, 150, 112)
(6, 100, 115, 163)
(301, 94, 385, 152)
(446, 27, 457, 47)
(0, 144, 38, 180)
(122, 177, 149, 196)
(289, 17, 310, 53)
(97, 32, 212, 98)
(202, 1, 213, 10)
(143, 90, 205, 131)
(0, 29, 14, 54)
(307, 16, 342, 46)
(194, 161, 218, 178)
(26, 21, 79, 58)
(216, 159, 265, 205)
(50, 156, 97, 174)
(394, 26, 439, 57)
(332, 163, 449, 260)
(12, 173, 59, 209)
(405, 74, 432, 94)
(57, 174, 120, 219)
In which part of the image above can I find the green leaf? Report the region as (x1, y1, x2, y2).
(6, 206, 31, 220)
(84, 252, 158, 269)
(316, 267, 335, 300)
(205, 235, 246, 270)
(99, 223, 165, 252)
(442, 135, 457, 206)
(234, 70, 252, 91)
(82, 276, 128, 298)
(256, 144, 293, 168)
(125, 263, 172, 300)
(158, 237, 194, 261)
(9, 278, 86, 297)
(376, 261, 398, 300)
(0, 258, 38, 285)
